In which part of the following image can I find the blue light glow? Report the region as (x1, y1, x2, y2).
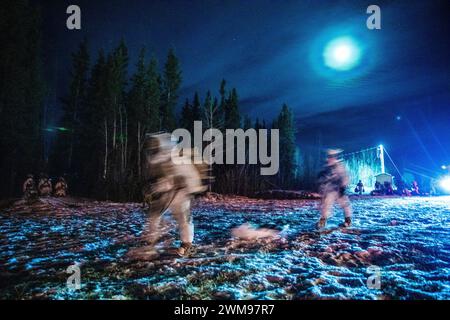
(323, 37, 361, 71)
(439, 176, 450, 193)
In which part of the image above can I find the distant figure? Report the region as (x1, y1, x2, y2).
(384, 181, 394, 195)
(375, 181, 382, 192)
(411, 181, 420, 196)
(355, 180, 365, 195)
(23, 174, 38, 201)
(54, 177, 68, 197)
(38, 174, 52, 196)
(395, 180, 410, 196)
(396, 180, 405, 196)
(430, 179, 438, 196)
(371, 180, 385, 196)
(317, 149, 352, 229)
(140, 133, 207, 257)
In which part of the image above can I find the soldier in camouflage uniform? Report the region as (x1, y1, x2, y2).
(141, 133, 207, 256)
(54, 177, 68, 197)
(23, 174, 38, 201)
(317, 149, 352, 229)
(38, 173, 52, 197)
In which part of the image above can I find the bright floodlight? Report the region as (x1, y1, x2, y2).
(439, 176, 450, 193)
(323, 37, 361, 71)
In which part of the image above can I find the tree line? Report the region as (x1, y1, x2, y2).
(0, 1, 310, 201)
(49, 39, 299, 200)
(0, 0, 45, 198)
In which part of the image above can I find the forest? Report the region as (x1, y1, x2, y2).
(0, 0, 314, 202)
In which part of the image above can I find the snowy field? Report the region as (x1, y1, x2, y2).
(1, 196, 450, 300)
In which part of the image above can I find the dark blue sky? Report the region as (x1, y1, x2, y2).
(38, 0, 450, 176)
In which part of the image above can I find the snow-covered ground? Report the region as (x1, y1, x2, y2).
(1, 196, 450, 299)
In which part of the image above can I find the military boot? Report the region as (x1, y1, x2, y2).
(177, 242, 195, 257)
(343, 217, 352, 227)
(317, 218, 327, 229)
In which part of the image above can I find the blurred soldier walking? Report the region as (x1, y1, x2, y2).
(317, 149, 352, 229)
(141, 133, 207, 257)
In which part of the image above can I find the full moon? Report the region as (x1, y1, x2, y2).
(323, 37, 361, 71)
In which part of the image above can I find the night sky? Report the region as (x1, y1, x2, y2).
(38, 0, 450, 177)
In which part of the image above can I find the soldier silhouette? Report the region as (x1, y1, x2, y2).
(140, 133, 207, 257)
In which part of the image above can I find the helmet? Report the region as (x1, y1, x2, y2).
(327, 149, 343, 158)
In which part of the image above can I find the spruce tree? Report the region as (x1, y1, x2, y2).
(101, 40, 129, 199)
(191, 92, 202, 124)
(275, 104, 296, 188)
(54, 39, 90, 177)
(128, 47, 148, 180)
(180, 98, 193, 132)
(79, 49, 108, 196)
(161, 48, 182, 131)
(217, 79, 227, 130)
(145, 56, 161, 134)
(179, 92, 202, 134)
(224, 88, 241, 129)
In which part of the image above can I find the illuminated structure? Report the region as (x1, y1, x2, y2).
(375, 144, 394, 187)
(379, 144, 385, 174)
(343, 144, 395, 192)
